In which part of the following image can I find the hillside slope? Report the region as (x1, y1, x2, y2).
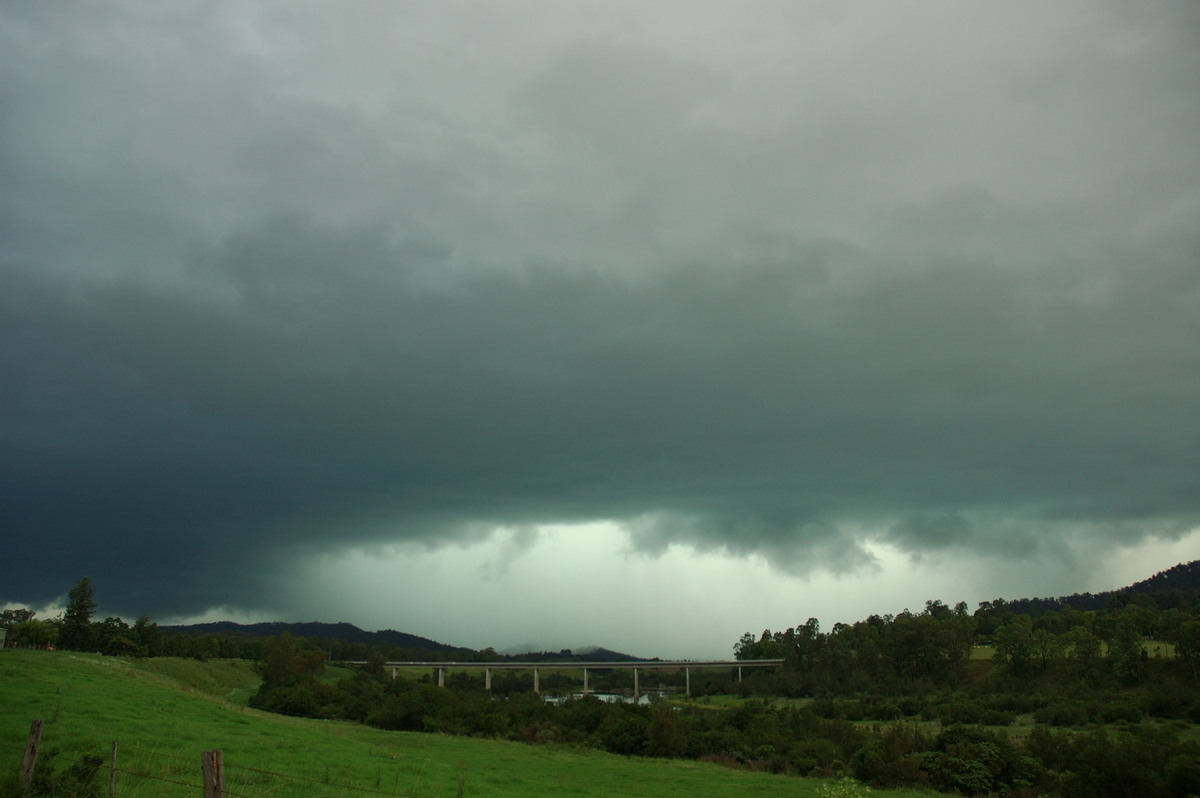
(1, 650, 893, 798)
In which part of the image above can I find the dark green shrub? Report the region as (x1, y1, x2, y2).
(1099, 701, 1142, 724)
(250, 685, 318, 716)
(1147, 685, 1192, 719)
(925, 725, 1042, 796)
(850, 723, 930, 788)
(1165, 754, 1200, 798)
(939, 699, 984, 724)
(598, 705, 649, 755)
(1035, 700, 1089, 726)
(978, 709, 1014, 726)
(103, 635, 144, 657)
(6, 747, 104, 798)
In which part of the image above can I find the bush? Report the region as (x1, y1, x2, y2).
(103, 635, 144, 658)
(3, 747, 103, 798)
(850, 723, 929, 788)
(1165, 754, 1200, 798)
(924, 725, 1042, 796)
(598, 706, 649, 755)
(937, 699, 992, 725)
(978, 709, 1014, 726)
(366, 695, 424, 731)
(250, 686, 319, 717)
(1147, 685, 1191, 719)
(1098, 701, 1142, 724)
(1035, 700, 1089, 726)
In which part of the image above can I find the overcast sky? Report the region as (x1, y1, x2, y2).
(3, 1, 1198, 659)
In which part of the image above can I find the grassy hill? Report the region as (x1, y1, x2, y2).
(0, 649, 930, 797)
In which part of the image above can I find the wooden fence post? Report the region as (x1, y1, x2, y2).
(201, 749, 224, 798)
(108, 741, 118, 798)
(20, 719, 43, 798)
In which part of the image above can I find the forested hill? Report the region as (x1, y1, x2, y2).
(986, 559, 1199, 616)
(159, 620, 469, 654)
(1127, 560, 1200, 595)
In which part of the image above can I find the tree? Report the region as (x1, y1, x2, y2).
(132, 615, 162, 657)
(255, 633, 326, 690)
(1061, 625, 1102, 680)
(994, 615, 1034, 676)
(250, 633, 331, 717)
(93, 616, 130, 651)
(1, 607, 35, 629)
(1169, 620, 1200, 681)
(59, 577, 97, 651)
(12, 619, 57, 647)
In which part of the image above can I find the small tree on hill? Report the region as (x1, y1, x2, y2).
(132, 615, 162, 657)
(58, 576, 97, 651)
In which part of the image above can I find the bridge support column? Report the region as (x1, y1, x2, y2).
(391, 667, 397, 680)
(485, 668, 492, 691)
(583, 668, 589, 695)
(633, 667, 639, 700)
(738, 666, 742, 683)
(533, 668, 540, 694)
(685, 667, 691, 698)
(437, 668, 445, 688)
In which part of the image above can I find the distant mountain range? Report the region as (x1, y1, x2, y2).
(159, 620, 641, 660)
(158, 620, 470, 654)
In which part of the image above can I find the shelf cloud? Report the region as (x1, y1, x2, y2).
(3, 1, 1198, 655)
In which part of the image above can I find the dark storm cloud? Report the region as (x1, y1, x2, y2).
(4, 212, 1197, 613)
(2, 1, 1199, 617)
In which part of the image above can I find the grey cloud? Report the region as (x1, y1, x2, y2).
(4, 208, 1198, 614)
(2, 1, 1198, 618)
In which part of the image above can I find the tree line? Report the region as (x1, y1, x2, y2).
(732, 592, 1200, 693)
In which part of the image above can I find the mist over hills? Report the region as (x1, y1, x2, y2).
(161, 561, 1198, 658)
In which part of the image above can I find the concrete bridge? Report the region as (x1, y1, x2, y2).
(351, 659, 785, 699)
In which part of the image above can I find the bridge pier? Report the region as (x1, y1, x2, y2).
(582, 668, 589, 695)
(685, 667, 691, 698)
(533, 668, 540, 694)
(633, 667, 639, 700)
(485, 668, 492, 691)
(437, 667, 445, 687)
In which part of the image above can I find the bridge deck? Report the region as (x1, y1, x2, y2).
(343, 658, 784, 696)
(350, 659, 784, 670)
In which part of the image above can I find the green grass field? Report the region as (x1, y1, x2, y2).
(1, 649, 935, 798)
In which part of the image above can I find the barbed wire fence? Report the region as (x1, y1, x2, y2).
(3, 721, 442, 798)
